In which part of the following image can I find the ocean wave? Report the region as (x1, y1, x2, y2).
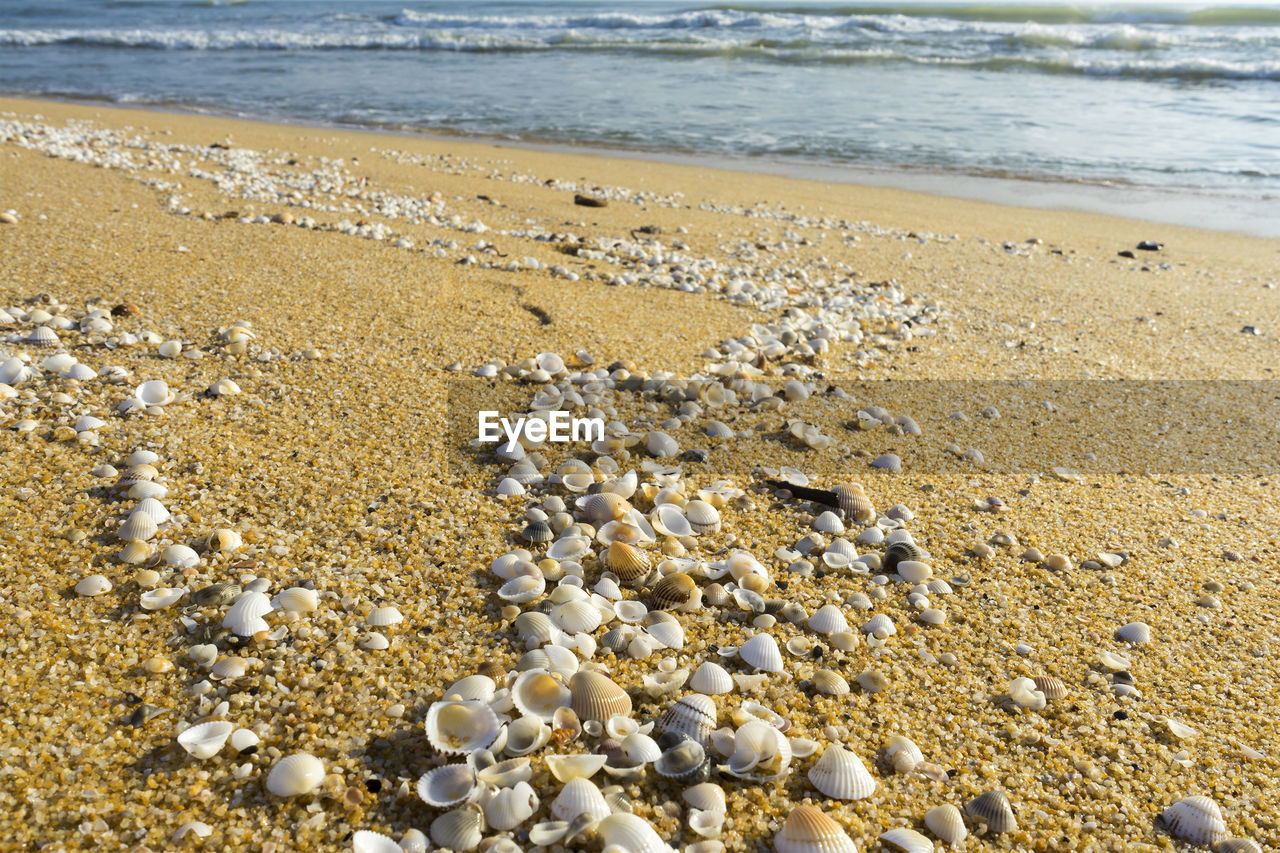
(702, 3, 1280, 27)
(2, 25, 1278, 80)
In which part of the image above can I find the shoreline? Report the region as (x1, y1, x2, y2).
(5, 91, 1278, 240)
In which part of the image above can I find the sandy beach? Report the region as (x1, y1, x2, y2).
(1, 97, 1278, 852)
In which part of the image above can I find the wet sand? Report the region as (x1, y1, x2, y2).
(1, 97, 1278, 852)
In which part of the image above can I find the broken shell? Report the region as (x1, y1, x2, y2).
(965, 790, 1017, 833)
(808, 744, 877, 800)
(688, 807, 726, 839)
(1005, 677, 1047, 711)
(140, 587, 185, 610)
(880, 828, 935, 853)
(546, 754, 608, 783)
(425, 700, 502, 754)
(475, 756, 532, 787)
(726, 720, 791, 781)
(1161, 795, 1227, 847)
(924, 804, 968, 845)
(773, 805, 857, 853)
(266, 753, 325, 797)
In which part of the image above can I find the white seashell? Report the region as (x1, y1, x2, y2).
(513, 669, 572, 721)
(140, 587, 184, 610)
(738, 633, 784, 673)
(223, 591, 272, 628)
(1161, 795, 1227, 847)
(965, 790, 1017, 833)
(366, 605, 403, 627)
(188, 644, 217, 669)
(208, 377, 241, 397)
(1099, 651, 1132, 671)
(266, 753, 325, 797)
(813, 511, 844, 534)
(74, 414, 106, 433)
(135, 379, 174, 406)
(503, 716, 552, 756)
(789, 737, 820, 758)
(689, 808, 725, 839)
(657, 694, 717, 747)
(499, 574, 546, 604)
(425, 700, 502, 754)
(643, 669, 690, 698)
(924, 804, 968, 845)
(646, 620, 685, 651)
(351, 830, 403, 853)
(360, 632, 390, 651)
(162, 544, 200, 568)
(552, 599, 602, 634)
(615, 600, 649, 623)
(807, 744, 876, 800)
(75, 574, 112, 596)
(176, 721, 233, 759)
(417, 763, 479, 808)
(548, 535, 592, 561)
(862, 613, 896, 636)
(551, 777, 612, 823)
(919, 607, 946, 625)
(483, 780, 539, 831)
(127, 481, 167, 500)
(546, 754, 609, 782)
(621, 732, 663, 764)
(1217, 839, 1263, 853)
(210, 657, 246, 680)
(271, 587, 319, 613)
(727, 720, 791, 781)
(683, 782, 727, 812)
(886, 735, 924, 774)
(896, 560, 932, 583)
(689, 661, 734, 695)
(445, 675, 496, 703)
(475, 755, 532, 787)
(496, 477, 526, 496)
(430, 804, 485, 851)
(229, 729, 258, 752)
(773, 805, 857, 853)
(605, 713, 640, 739)
(880, 828, 934, 853)
(598, 813, 671, 853)
(529, 821, 570, 846)
(655, 503, 693, 537)
(132, 497, 171, 525)
(1116, 621, 1152, 643)
(118, 512, 158, 542)
(807, 604, 849, 635)
(1005, 677, 1047, 711)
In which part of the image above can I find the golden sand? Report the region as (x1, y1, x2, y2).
(1, 98, 1278, 852)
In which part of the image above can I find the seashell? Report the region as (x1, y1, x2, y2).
(208, 377, 240, 397)
(808, 744, 876, 800)
(883, 541, 925, 571)
(483, 780, 539, 831)
(135, 379, 174, 406)
(27, 325, 60, 348)
(684, 782, 727, 813)
(1099, 651, 1132, 672)
(886, 735, 924, 774)
(529, 821, 570, 846)
(1005, 677, 1047, 711)
(811, 669, 850, 696)
(133, 497, 171, 525)
(880, 829, 934, 853)
(548, 535, 592, 561)
(861, 613, 896, 636)
(581, 492, 632, 526)
(223, 591, 273, 629)
(924, 804, 968, 845)
(118, 512, 158, 542)
(647, 622, 685, 654)
(229, 729, 258, 752)
(649, 572, 697, 611)
(546, 754, 609, 783)
(1116, 621, 1151, 643)
(514, 611, 556, 648)
(738, 633, 784, 673)
(552, 599, 602, 634)
(140, 587, 184, 610)
(499, 574, 547, 604)
(727, 720, 791, 781)
(773, 805, 857, 853)
(266, 753, 325, 797)
(829, 630, 859, 652)
(1155, 717, 1198, 741)
(684, 500, 721, 534)
(123, 449, 159, 467)
(807, 604, 849, 635)
(896, 560, 932, 584)
(690, 661, 734, 695)
(475, 755, 532, 787)
(642, 668, 689, 698)
(417, 763, 479, 808)
(965, 790, 1017, 833)
(598, 813, 670, 853)
(210, 657, 246, 680)
(163, 544, 200, 569)
(689, 808, 726, 839)
(621, 732, 663, 764)
(1161, 795, 1227, 847)
(425, 700, 502, 754)
(551, 777, 612, 823)
(74, 414, 106, 433)
(351, 830, 403, 853)
(654, 503, 693, 538)
(786, 636, 815, 657)
(605, 541, 652, 585)
(176, 721, 233, 759)
(1217, 839, 1263, 853)
(569, 670, 632, 722)
(1032, 675, 1068, 702)
(657, 694, 717, 747)
(655, 738, 709, 784)
(271, 587, 319, 614)
(205, 528, 242, 552)
(430, 804, 485, 852)
(523, 520, 554, 543)
(513, 670, 572, 721)
(366, 605, 402, 627)
(444, 675, 496, 703)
